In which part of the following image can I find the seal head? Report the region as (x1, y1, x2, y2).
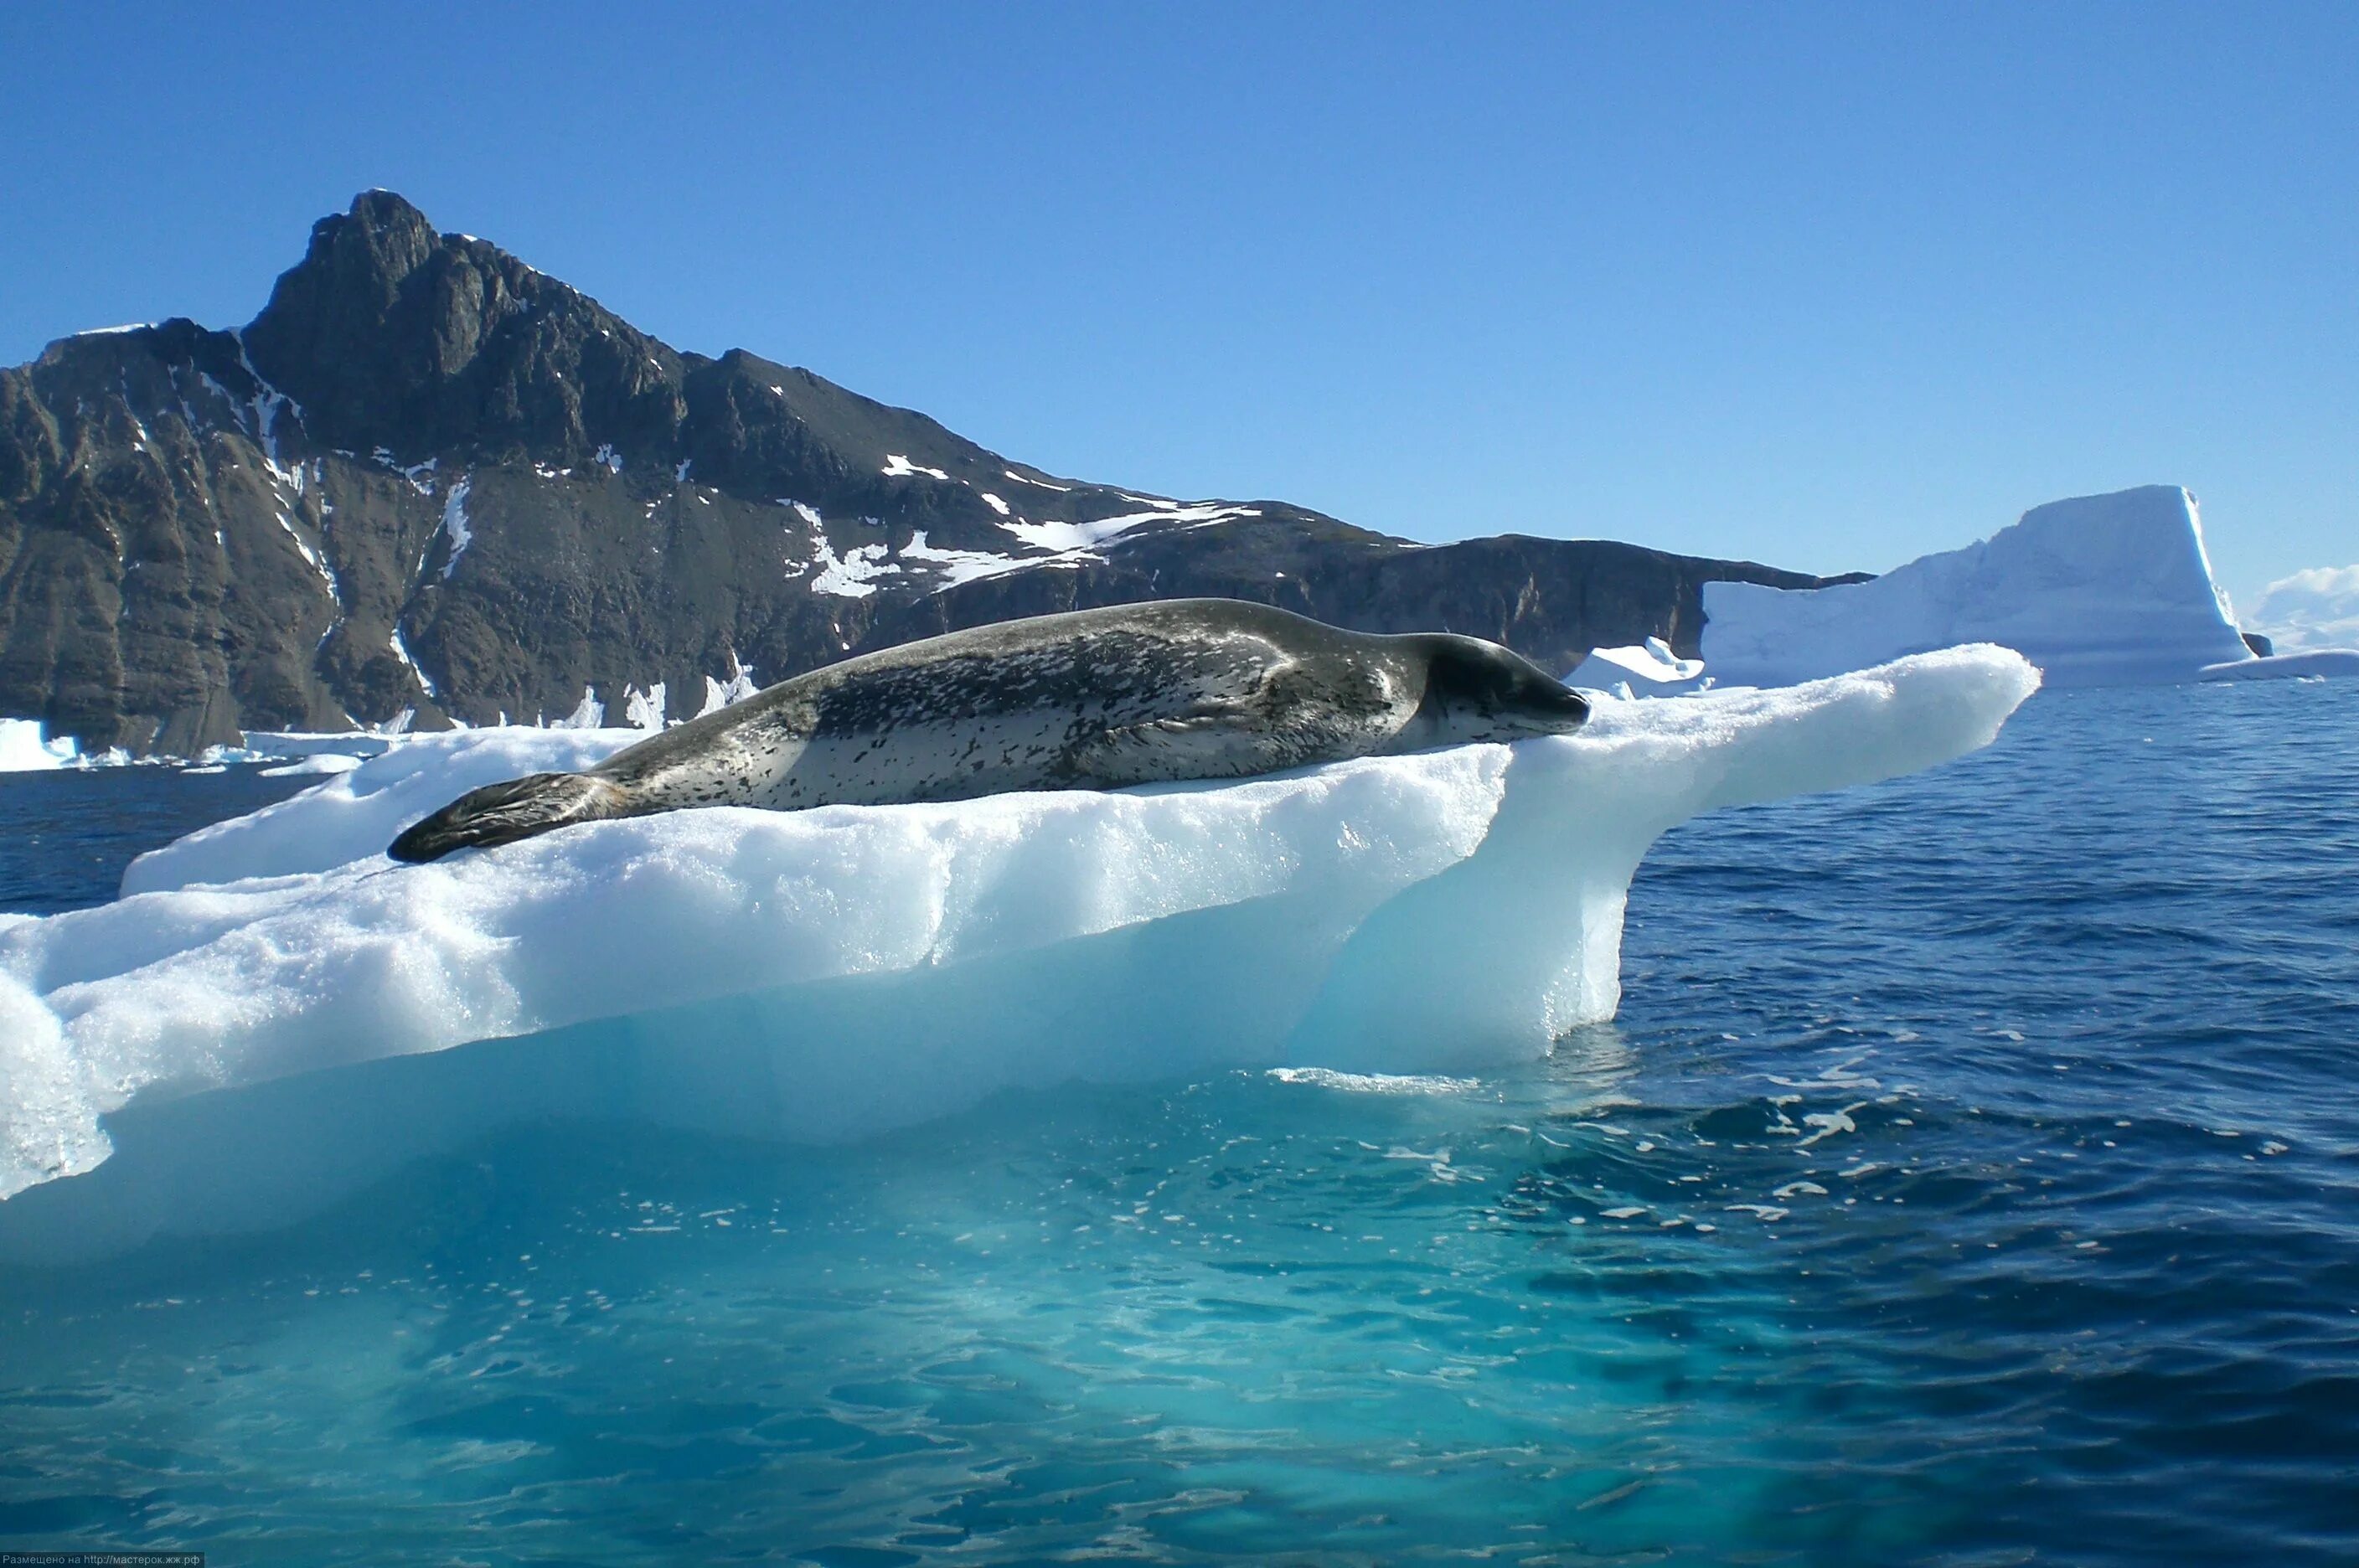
(387, 772, 627, 864)
(1383, 633, 1592, 750)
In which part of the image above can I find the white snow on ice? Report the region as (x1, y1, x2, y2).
(1702, 486, 2272, 689)
(0, 646, 2038, 1260)
(1568, 638, 1708, 697)
(258, 753, 366, 779)
(123, 727, 641, 894)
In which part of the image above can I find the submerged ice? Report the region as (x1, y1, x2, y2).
(0, 647, 2038, 1261)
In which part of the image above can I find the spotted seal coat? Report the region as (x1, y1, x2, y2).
(386, 598, 1592, 863)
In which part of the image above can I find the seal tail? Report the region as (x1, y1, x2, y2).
(387, 772, 629, 864)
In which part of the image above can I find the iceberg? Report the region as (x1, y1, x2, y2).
(1701, 486, 2305, 689)
(0, 647, 2038, 1264)
(0, 718, 79, 772)
(1567, 637, 1710, 697)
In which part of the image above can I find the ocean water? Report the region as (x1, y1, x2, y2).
(2, 680, 2354, 1566)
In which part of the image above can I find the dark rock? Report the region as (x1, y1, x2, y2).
(2242, 631, 2274, 658)
(0, 191, 1866, 752)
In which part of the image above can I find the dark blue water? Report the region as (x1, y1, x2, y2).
(0, 763, 314, 915)
(3, 681, 2355, 1565)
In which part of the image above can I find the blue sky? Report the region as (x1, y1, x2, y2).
(3, 3, 2351, 603)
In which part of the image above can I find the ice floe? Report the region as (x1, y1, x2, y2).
(257, 753, 367, 778)
(2200, 650, 2359, 681)
(0, 646, 2037, 1259)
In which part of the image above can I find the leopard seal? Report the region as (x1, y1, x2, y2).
(386, 598, 1592, 863)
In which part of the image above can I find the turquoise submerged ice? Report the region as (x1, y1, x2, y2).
(3, 671, 2355, 1566)
(0, 647, 2036, 1256)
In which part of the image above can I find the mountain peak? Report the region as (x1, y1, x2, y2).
(281, 190, 441, 312)
(239, 189, 671, 461)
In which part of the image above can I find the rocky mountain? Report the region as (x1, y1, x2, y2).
(0, 191, 1859, 752)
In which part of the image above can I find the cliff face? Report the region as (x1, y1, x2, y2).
(0, 192, 1854, 750)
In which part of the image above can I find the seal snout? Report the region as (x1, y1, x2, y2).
(387, 772, 625, 864)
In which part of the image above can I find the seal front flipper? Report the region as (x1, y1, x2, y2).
(387, 772, 630, 864)
(1064, 707, 1283, 788)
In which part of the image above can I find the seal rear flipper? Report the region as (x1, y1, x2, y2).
(387, 772, 629, 864)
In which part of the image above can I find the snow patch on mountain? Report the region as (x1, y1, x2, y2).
(900, 529, 1029, 589)
(1004, 469, 1073, 493)
(438, 477, 473, 579)
(388, 627, 435, 698)
(808, 533, 901, 598)
(1000, 502, 1263, 554)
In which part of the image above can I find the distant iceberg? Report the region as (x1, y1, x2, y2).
(0, 646, 2037, 1263)
(1702, 486, 2348, 689)
(0, 719, 78, 773)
